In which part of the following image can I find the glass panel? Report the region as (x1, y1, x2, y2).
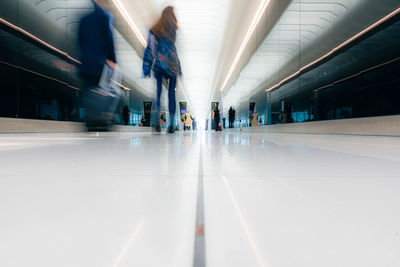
(0, 64, 18, 118)
(266, 0, 400, 125)
(0, 0, 19, 118)
(0, 0, 17, 23)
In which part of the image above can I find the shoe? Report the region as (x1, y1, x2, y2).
(167, 126, 175, 134)
(155, 125, 161, 133)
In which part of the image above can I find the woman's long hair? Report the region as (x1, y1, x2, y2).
(151, 6, 178, 42)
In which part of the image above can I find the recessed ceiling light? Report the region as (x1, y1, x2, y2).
(220, 0, 270, 92)
(112, 0, 147, 47)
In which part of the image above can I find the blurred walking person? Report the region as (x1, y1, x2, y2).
(78, 0, 117, 131)
(214, 106, 221, 132)
(251, 112, 258, 127)
(192, 118, 196, 131)
(140, 114, 146, 127)
(184, 111, 192, 131)
(142, 6, 182, 134)
(228, 106, 235, 128)
(122, 105, 130, 125)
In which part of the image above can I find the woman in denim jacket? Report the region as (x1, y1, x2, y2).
(142, 6, 182, 133)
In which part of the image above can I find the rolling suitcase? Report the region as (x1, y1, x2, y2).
(84, 65, 122, 131)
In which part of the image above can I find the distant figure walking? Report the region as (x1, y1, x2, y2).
(228, 107, 235, 128)
(122, 105, 130, 125)
(213, 106, 221, 132)
(192, 118, 197, 131)
(140, 114, 146, 127)
(185, 111, 192, 131)
(142, 6, 182, 134)
(251, 112, 258, 127)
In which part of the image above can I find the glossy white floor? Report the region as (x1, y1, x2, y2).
(0, 131, 399, 267)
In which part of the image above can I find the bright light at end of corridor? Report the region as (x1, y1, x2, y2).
(220, 0, 270, 93)
(111, 0, 147, 47)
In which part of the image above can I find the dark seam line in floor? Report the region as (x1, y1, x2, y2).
(193, 144, 206, 267)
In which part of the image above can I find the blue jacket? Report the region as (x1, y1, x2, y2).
(142, 30, 181, 78)
(78, 3, 116, 81)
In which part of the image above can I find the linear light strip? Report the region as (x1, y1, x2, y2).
(222, 176, 265, 267)
(315, 56, 400, 92)
(265, 7, 400, 92)
(220, 0, 270, 92)
(112, 0, 147, 47)
(0, 17, 81, 65)
(112, 219, 145, 267)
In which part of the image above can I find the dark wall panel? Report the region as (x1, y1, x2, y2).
(266, 16, 400, 125)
